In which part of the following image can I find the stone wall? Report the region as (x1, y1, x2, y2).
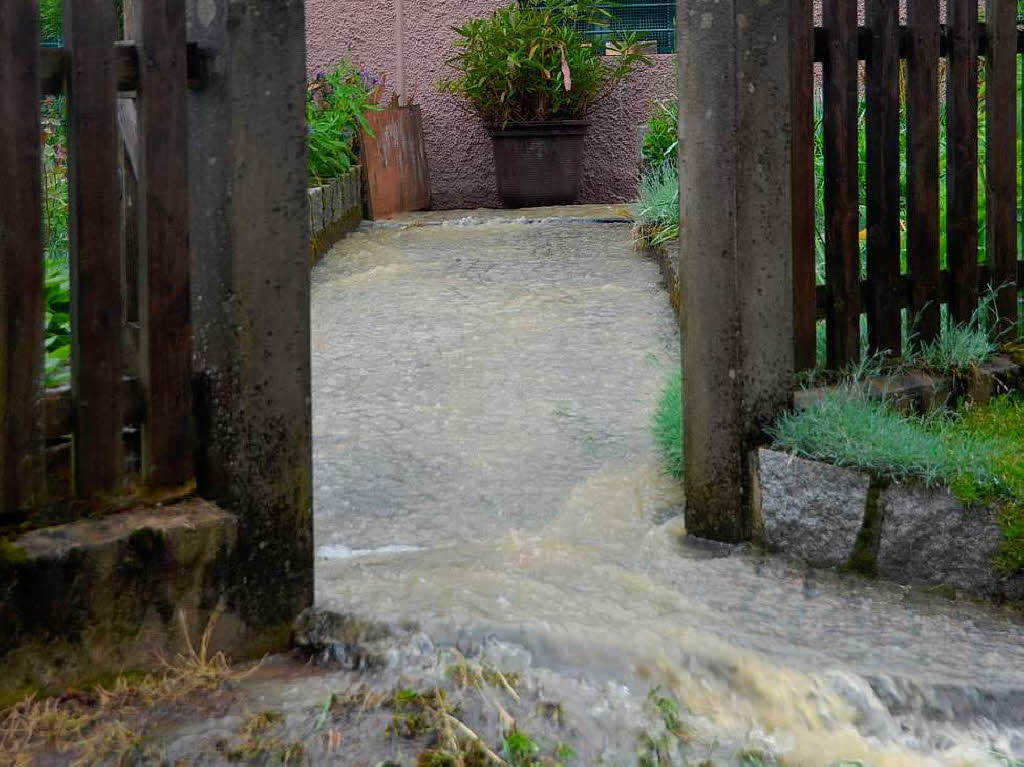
(309, 165, 363, 263)
(305, 0, 676, 210)
(753, 449, 1024, 602)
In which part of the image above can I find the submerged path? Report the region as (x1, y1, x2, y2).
(311, 209, 1024, 765)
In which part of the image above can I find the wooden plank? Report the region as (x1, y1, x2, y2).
(40, 41, 204, 96)
(0, 2, 46, 513)
(864, 0, 902, 356)
(810, 25, 1024, 63)
(64, 0, 123, 499)
(906, 0, 941, 343)
(44, 377, 143, 439)
(361, 106, 432, 219)
(945, 0, 979, 325)
(821, 0, 860, 366)
(986, 0, 1018, 334)
(814, 260, 1024, 320)
(134, 0, 192, 489)
(790, 0, 816, 370)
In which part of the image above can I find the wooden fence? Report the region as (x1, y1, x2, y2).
(1, 0, 194, 522)
(792, 0, 1024, 370)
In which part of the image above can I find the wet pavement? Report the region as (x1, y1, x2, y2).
(305, 211, 1024, 765)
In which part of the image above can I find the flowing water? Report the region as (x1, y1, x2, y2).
(307, 212, 1024, 766)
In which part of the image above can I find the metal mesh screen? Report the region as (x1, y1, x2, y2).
(600, 1, 675, 54)
(521, 0, 676, 54)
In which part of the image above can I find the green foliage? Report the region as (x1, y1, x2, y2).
(39, 0, 63, 42)
(770, 390, 1024, 573)
(438, 1, 651, 125)
(642, 99, 677, 167)
(653, 370, 683, 478)
(634, 163, 679, 246)
(908, 300, 998, 373)
(44, 261, 71, 388)
(307, 61, 380, 185)
(645, 686, 686, 739)
(502, 730, 541, 766)
(40, 95, 71, 387)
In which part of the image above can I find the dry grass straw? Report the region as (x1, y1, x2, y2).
(0, 601, 259, 766)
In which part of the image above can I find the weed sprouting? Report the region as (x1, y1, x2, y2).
(653, 370, 683, 478)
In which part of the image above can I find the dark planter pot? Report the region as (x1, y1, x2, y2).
(487, 120, 589, 208)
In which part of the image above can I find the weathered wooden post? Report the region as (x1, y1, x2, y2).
(677, 0, 795, 541)
(187, 0, 313, 648)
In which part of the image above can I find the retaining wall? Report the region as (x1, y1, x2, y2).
(309, 166, 362, 263)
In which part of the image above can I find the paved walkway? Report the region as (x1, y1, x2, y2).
(308, 209, 1024, 763)
(311, 209, 679, 560)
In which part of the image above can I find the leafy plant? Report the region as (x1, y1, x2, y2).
(44, 261, 71, 388)
(40, 95, 71, 387)
(438, 0, 651, 125)
(307, 60, 381, 185)
(39, 0, 63, 42)
(642, 99, 677, 167)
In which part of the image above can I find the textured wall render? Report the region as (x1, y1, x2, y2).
(305, 0, 677, 209)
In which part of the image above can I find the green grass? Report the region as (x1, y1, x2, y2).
(770, 390, 1024, 573)
(633, 162, 679, 247)
(653, 370, 683, 478)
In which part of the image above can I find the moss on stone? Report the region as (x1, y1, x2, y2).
(0, 541, 28, 569)
(846, 480, 883, 578)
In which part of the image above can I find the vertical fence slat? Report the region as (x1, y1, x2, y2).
(0, 3, 46, 514)
(906, 0, 941, 344)
(986, 0, 1019, 333)
(946, 0, 979, 326)
(791, 0, 816, 370)
(822, 0, 860, 366)
(865, 0, 902, 356)
(64, 0, 123, 498)
(135, 0, 193, 489)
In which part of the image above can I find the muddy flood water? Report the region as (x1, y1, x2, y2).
(293, 214, 1024, 766)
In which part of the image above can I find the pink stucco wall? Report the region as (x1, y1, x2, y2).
(305, 1, 677, 210)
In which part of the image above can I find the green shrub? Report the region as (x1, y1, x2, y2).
(642, 99, 677, 167)
(307, 61, 380, 185)
(438, 0, 650, 125)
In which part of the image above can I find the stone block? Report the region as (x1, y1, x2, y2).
(308, 186, 324, 235)
(753, 449, 869, 569)
(877, 484, 1024, 599)
(0, 500, 242, 700)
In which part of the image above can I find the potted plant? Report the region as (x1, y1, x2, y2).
(439, 0, 651, 208)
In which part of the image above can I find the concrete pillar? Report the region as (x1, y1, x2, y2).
(186, 0, 313, 650)
(678, 0, 794, 541)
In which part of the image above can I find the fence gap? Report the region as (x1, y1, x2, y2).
(986, 0, 1019, 333)
(134, 0, 193, 490)
(865, 0, 903, 356)
(64, 0, 124, 499)
(0, 2, 46, 515)
(791, 0, 817, 370)
(822, 0, 861, 366)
